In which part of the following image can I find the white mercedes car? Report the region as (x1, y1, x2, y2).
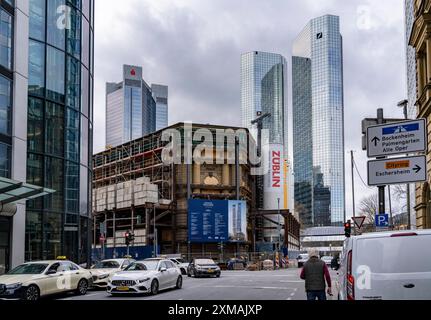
(0, 260, 93, 301)
(107, 259, 182, 296)
(89, 259, 135, 288)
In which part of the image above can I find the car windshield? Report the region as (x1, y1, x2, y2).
(176, 258, 186, 263)
(195, 259, 216, 265)
(299, 255, 309, 259)
(124, 262, 148, 271)
(8, 264, 48, 275)
(92, 261, 120, 269)
(142, 261, 160, 270)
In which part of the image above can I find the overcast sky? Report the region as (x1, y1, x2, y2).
(94, 0, 407, 218)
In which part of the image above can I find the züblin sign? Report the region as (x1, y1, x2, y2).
(367, 119, 427, 158)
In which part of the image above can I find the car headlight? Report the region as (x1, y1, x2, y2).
(6, 283, 22, 290)
(98, 274, 109, 280)
(196, 265, 203, 270)
(138, 278, 150, 283)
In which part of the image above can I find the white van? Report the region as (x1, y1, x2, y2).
(336, 230, 431, 300)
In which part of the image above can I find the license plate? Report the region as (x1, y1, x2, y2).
(117, 286, 129, 291)
(207, 269, 214, 273)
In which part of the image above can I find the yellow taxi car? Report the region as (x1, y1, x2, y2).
(0, 259, 93, 301)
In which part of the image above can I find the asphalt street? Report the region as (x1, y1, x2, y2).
(59, 268, 338, 301)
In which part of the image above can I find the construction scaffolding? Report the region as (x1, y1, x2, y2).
(92, 127, 175, 258)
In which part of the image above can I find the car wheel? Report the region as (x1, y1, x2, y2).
(22, 285, 40, 301)
(216, 273, 221, 278)
(150, 279, 159, 295)
(176, 276, 183, 289)
(76, 279, 89, 296)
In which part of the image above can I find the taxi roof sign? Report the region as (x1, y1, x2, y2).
(56, 256, 67, 260)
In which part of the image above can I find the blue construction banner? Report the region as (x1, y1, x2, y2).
(188, 199, 229, 243)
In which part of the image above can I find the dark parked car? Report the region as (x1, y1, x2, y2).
(227, 258, 247, 270)
(187, 258, 221, 278)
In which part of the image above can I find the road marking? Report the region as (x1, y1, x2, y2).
(211, 285, 297, 291)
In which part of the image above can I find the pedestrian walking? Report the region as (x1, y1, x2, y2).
(300, 249, 332, 301)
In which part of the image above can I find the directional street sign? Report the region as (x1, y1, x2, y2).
(367, 119, 427, 158)
(352, 216, 366, 230)
(368, 155, 427, 186)
(375, 214, 389, 228)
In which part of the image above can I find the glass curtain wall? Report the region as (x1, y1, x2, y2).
(26, 0, 94, 264)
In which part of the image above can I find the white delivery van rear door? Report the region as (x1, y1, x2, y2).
(354, 233, 431, 300)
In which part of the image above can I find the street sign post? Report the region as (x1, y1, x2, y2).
(368, 155, 427, 186)
(367, 119, 427, 158)
(376, 214, 389, 228)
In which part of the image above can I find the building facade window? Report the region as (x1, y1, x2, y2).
(29, 0, 46, 42)
(0, 8, 12, 70)
(46, 46, 65, 103)
(0, 142, 11, 178)
(0, 75, 11, 136)
(27, 97, 44, 153)
(28, 40, 45, 96)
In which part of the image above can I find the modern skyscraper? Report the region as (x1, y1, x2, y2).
(292, 15, 345, 228)
(241, 51, 289, 242)
(405, 0, 417, 119)
(106, 65, 157, 148)
(241, 52, 286, 147)
(0, 0, 94, 272)
(151, 84, 169, 131)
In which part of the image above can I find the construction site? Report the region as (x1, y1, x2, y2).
(92, 123, 300, 262)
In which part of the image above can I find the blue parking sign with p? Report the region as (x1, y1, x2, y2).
(376, 214, 389, 228)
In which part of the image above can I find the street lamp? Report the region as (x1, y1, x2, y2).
(397, 99, 412, 230)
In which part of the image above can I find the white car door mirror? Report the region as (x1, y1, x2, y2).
(160, 267, 167, 272)
(46, 270, 57, 275)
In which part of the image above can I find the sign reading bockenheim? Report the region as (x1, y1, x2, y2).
(368, 155, 427, 186)
(367, 119, 427, 158)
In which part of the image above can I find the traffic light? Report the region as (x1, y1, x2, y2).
(125, 231, 135, 246)
(125, 231, 131, 246)
(344, 220, 352, 238)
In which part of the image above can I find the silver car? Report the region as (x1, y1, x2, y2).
(107, 259, 182, 296)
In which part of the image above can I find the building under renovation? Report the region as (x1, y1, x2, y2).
(92, 123, 300, 261)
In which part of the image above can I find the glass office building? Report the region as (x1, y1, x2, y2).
(0, 0, 14, 274)
(106, 65, 157, 148)
(26, 0, 94, 264)
(241, 52, 286, 146)
(292, 15, 345, 228)
(152, 84, 169, 131)
(405, 0, 417, 119)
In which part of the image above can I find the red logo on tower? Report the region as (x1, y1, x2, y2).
(130, 69, 136, 76)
